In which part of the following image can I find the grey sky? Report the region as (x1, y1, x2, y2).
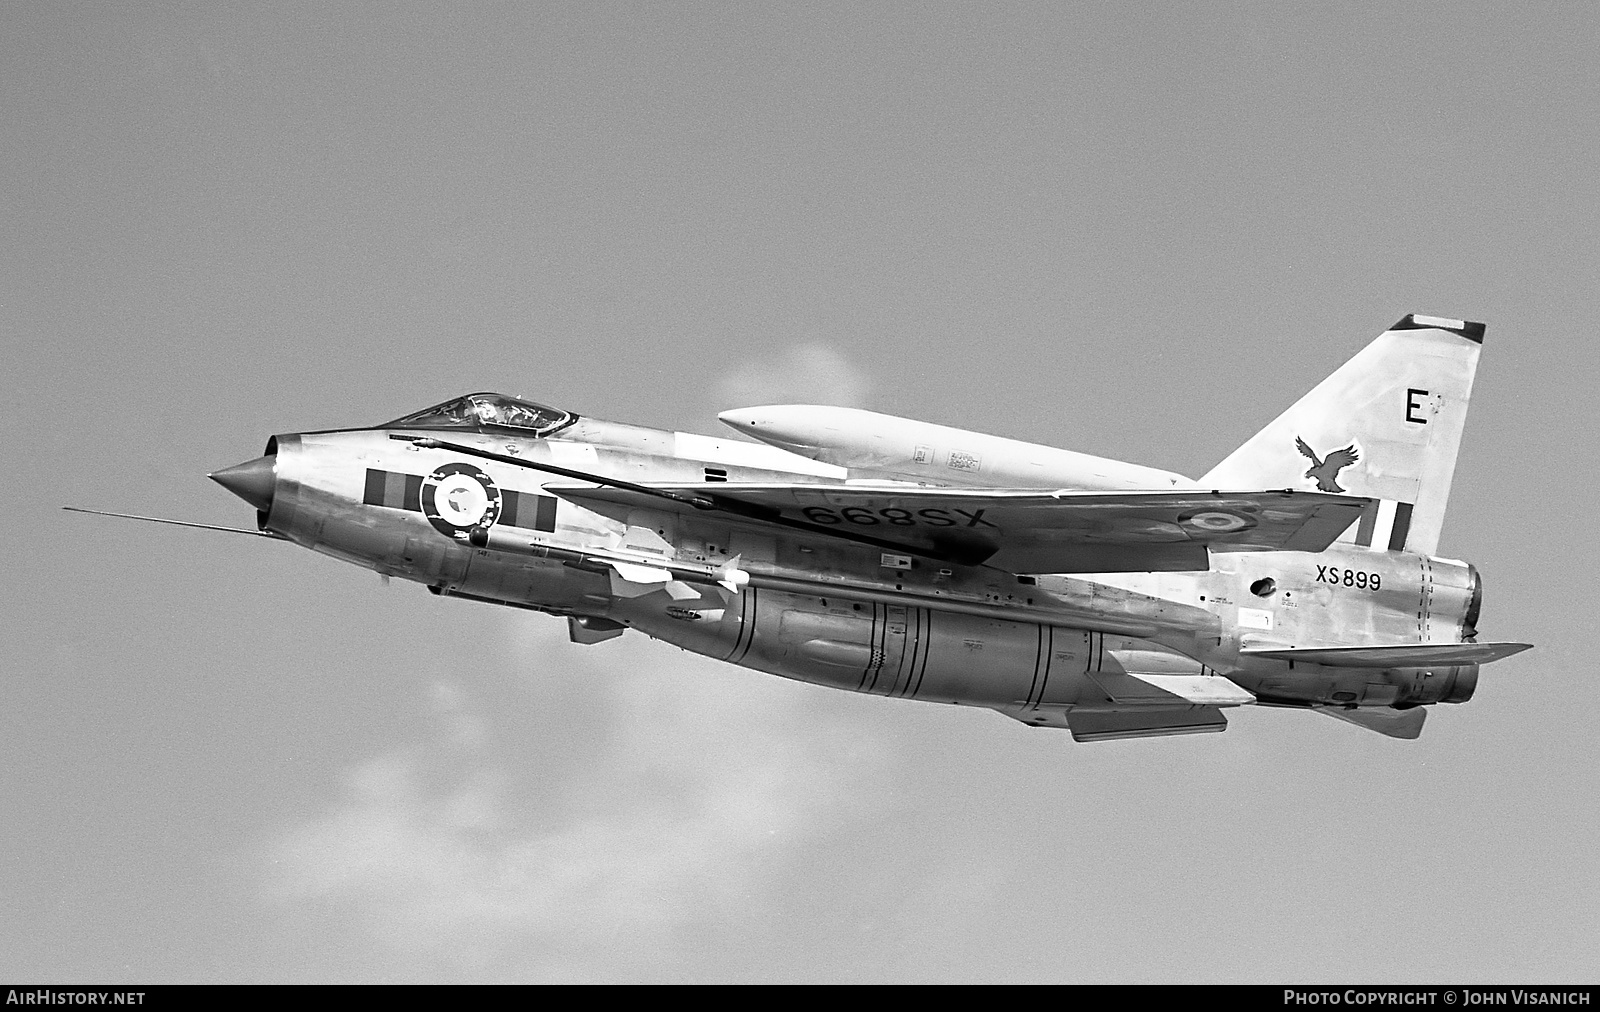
(4, 3, 1597, 982)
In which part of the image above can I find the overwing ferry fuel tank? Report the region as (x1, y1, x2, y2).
(719, 405, 1197, 491)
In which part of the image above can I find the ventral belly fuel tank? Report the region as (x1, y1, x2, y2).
(719, 405, 1196, 491)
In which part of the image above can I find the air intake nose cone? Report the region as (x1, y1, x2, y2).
(209, 454, 277, 512)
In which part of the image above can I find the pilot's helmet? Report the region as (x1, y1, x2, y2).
(472, 400, 499, 424)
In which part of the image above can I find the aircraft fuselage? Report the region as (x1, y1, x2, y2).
(239, 418, 1481, 737)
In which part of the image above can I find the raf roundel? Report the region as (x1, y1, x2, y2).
(1177, 509, 1255, 534)
(421, 462, 502, 540)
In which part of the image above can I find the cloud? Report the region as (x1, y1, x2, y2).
(260, 339, 895, 980)
(261, 618, 896, 981)
(715, 343, 871, 410)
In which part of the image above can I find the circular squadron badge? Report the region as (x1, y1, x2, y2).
(421, 463, 502, 540)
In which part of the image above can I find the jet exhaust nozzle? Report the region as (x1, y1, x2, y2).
(210, 454, 277, 512)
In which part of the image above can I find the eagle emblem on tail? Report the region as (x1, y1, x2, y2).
(1295, 437, 1359, 493)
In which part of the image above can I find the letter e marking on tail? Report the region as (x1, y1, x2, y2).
(1407, 388, 1431, 425)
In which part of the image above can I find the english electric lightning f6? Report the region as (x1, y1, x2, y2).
(73, 315, 1529, 741)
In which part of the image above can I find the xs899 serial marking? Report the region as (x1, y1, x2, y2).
(1317, 565, 1382, 590)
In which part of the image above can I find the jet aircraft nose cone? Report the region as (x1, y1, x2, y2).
(209, 454, 277, 512)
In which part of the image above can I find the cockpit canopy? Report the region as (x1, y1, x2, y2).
(385, 393, 576, 437)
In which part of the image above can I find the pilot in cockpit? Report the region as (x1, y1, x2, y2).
(384, 393, 574, 437)
(472, 399, 501, 425)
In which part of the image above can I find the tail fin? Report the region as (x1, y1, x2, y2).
(1201, 314, 1484, 556)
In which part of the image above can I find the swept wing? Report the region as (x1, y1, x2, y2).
(547, 482, 1370, 573)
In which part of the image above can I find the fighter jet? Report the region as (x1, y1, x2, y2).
(71, 314, 1529, 741)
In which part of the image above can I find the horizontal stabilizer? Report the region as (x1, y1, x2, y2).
(1315, 705, 1427, 740)
(1065, 707, 1228, 742)
(1243, 642, 1531, 667)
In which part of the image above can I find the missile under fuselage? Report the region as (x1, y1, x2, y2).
(717, 405, 1197, 491)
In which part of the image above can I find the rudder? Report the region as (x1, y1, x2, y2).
(1201, 314, 1484, 556)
